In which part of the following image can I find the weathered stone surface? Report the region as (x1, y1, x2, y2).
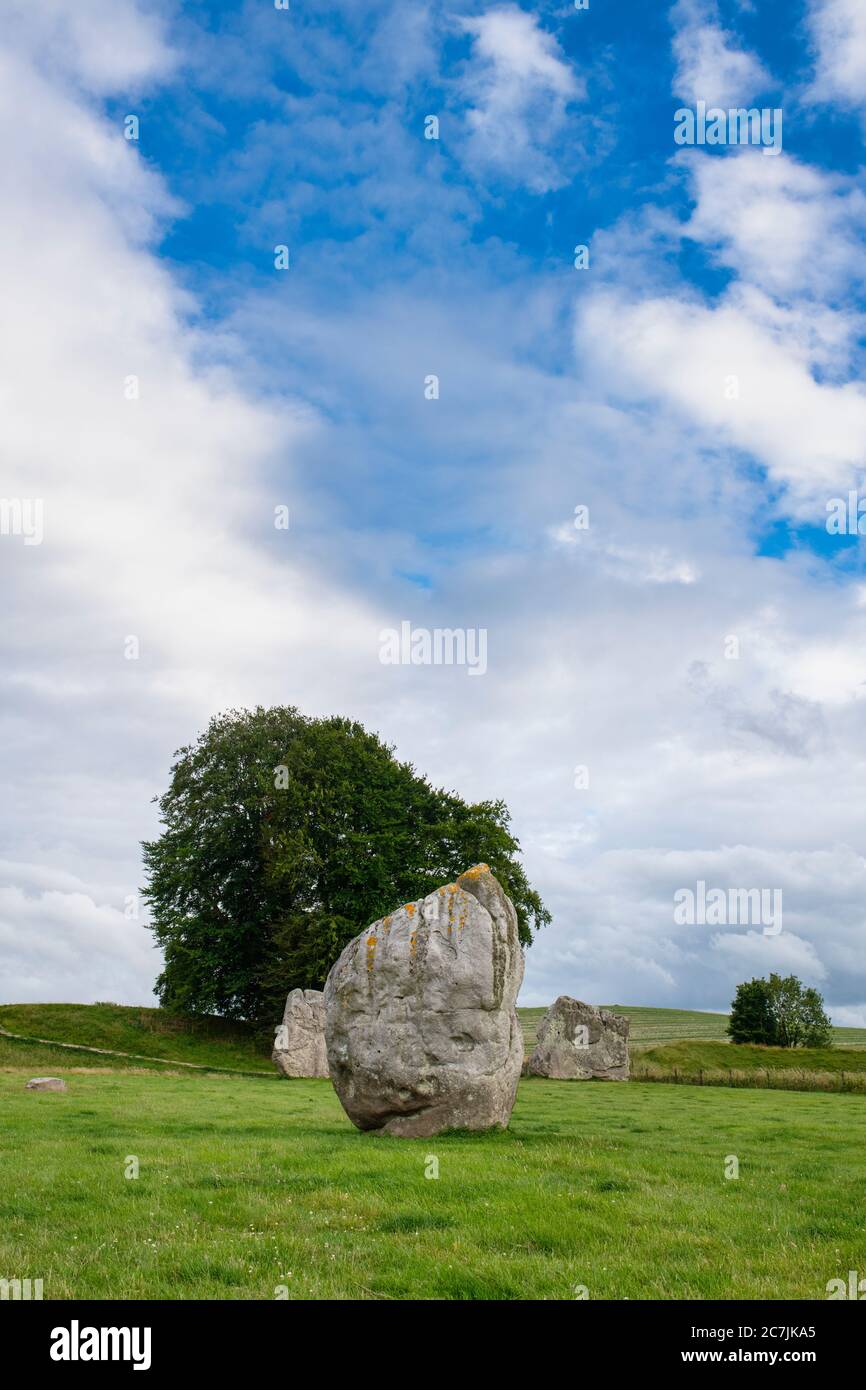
(25, 1077, 67, 1092)
(272, 989, 329, 1078)
(525, 997, 629, 1080)
(324, 865, 524, 1137)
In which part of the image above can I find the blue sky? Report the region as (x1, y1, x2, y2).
(2, 0, 866, 1021)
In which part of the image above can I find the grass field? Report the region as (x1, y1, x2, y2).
(2, 1064, 864, 1300)
(520, 1004, 866, 1052)
(517, 1004, 734, 1051)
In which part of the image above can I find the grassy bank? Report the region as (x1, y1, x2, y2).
(633, 1039, 866, 1092)
(0, 1003, 273, 1073)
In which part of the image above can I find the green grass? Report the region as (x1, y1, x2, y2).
(1, 1065, 864, 1300)
(634, 1040, 866, 1092)
(0, 1034, 173, 1073)
(518, 1003, 742, 1051)
(636, 1039, 866, 1077)
(0, 1003, 272, 1073)
(605, 1004, 733, 1043)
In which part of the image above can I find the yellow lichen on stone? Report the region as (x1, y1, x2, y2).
(458, 863, 489, 882)
(366, 932, 377, 971)
(405, 902, 416, 917)
(409, 931, 417, 957)
(382, 915, 391, 934)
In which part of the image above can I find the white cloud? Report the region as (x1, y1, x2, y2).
(0, 866, 158, 1006)
(681, 151, 866, 302)
(457, 4, 583, 192)
(3, 0, 173, 94)
(807, 0, 866, 110)
(672, 0, 772, 107)
(549, 524, 699, 585)
(0, 6, 385, 1002)
(578, 285, 866, 511)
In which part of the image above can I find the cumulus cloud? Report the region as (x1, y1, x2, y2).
(578, 286, 866, 509)
(457, 4, 583, 192)
(681, 152, 866, 303)
(2, 0, 173, 93)
(671, 0, 772, 107)
(807, 0, 866, 110)
(0, 3, 383, 1003)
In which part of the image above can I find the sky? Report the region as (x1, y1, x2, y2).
(2, 0, 866, 1020)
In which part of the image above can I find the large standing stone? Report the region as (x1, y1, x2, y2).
(324, 865, 525, 1137)
(272, 989, 329, 1078)
(25, 1077, 67, 1092)
(526, 997, 629, 1080)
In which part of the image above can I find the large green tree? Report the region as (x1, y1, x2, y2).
(727, 974, 832, 1048)
(142, 706, 550, 1025)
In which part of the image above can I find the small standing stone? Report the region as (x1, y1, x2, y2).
(272, 989, 329, 1078)
(525, 997, 629, 1080)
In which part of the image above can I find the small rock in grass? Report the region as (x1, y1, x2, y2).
(26, 1077, 67, 1092)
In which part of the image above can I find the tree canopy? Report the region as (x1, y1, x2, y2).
(142, 706, 550, 1025)
(727, 974, 832, 1048)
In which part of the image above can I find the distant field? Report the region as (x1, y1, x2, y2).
(3, 1065, 865, 1300)
(519, 1004, 866, 1053)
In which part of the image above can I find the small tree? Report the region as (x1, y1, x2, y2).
(767, 974, 832, 1048)
(728, 974, 832, 1048)
(727, 978, 776, 1045)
